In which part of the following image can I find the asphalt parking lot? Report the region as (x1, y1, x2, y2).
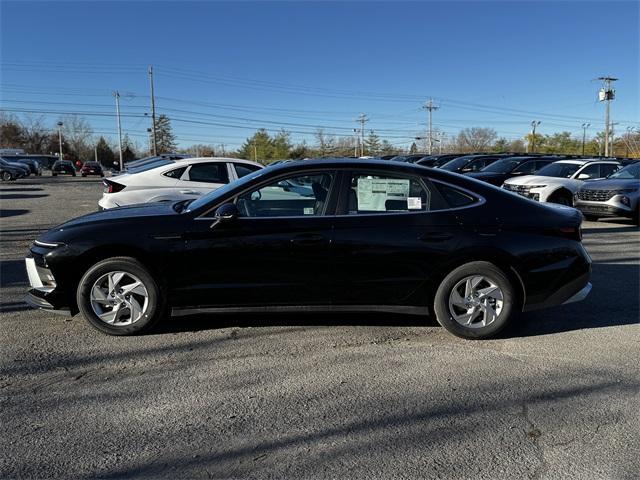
(1, 176, 638, 479)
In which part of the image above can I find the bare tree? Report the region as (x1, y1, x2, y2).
(60, 114, 94, 159)
(454, 127, 498, 153)
(20, 115, 49, 153)
(314, 128, 335, 157)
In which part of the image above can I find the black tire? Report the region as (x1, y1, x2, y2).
(81, 173, 86, 177)
(1, 171, 12, 181)
(583, 214, 599, 222)
(433, 261, 516, 340)
(76, 256, 166, 336)
(635, 207, 640, 226)
(52, 172, 57, 176)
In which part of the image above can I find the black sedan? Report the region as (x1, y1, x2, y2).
(52, 160, 77, 176)
(465, 156, 557, 186)
(439, 154, 509, 174)
(25, 158, 591, 339)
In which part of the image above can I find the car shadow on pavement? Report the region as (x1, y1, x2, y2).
(0, 193, 48, 200)
(504, 262, 639, 338)
(0, 209, 30, 218)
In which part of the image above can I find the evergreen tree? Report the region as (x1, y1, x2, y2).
(493, 138, 509, 153)
(364, 131, 381, 156)
(380, 140, 396, 155)
(238, 129, 274, 163)
(154, 114, 177, 153)
(272, 129, 292, 159)
(95, 136, 115, 168)
(121, 134, 137, 164)
(409, 142, 418, 154)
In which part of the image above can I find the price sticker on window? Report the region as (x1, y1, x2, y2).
(407, 197, 422, 210)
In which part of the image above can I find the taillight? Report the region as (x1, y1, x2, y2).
(559, 226, 581, 241)
(103, 179, 125, 194)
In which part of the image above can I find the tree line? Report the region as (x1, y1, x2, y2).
(2, 111, 638, 167)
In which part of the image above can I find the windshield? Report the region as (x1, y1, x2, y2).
(127, 159, 175, 174)
(608, 162, 640, 179)
(534, 162, 581, 178)
(440, 156, 474, 171)
(187, 168, 268, 212)
(481, 158, 523, 173)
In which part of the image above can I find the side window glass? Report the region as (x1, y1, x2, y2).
(434, 183, 477, 208)
(163, 166, 187, 179)
(513, 161, 536, 174)
(187, 163, 229, 183)
(600, 164, 620, 177)
(348, 173, 430, 214)
(577, 164, 600, 179)
(237, 173, 334, 217)
(233, 163, 261, 179)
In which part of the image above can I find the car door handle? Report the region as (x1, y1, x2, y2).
(179, 190, 199, 195)
(419, 232, 453, 242)
(290, 233, 325, 246)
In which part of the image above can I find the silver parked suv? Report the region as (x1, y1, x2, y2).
(575, 162, 640, 224)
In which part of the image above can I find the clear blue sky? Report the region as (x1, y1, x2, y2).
(1, 1, 638, 152)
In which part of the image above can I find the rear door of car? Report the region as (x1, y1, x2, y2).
(330, 169, 461, 306)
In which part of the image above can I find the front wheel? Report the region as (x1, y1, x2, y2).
(1, 171, 12, 181)
(433, 261, 516, 339)
(76, 257, 166, 335)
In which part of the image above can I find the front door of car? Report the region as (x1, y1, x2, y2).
(170, 171, 337, 308)
(174, 162, 233, 200)
(330, 170, 461, 306)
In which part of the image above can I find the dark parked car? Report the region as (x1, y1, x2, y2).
(440, 154, 510, 174)
(388, 154, 428, 163)
(575, 161, 640, 224)
(465, 156, 558, 186)
(80, 161, 104, 177)
(1, 164, 26, 181)
(26, 159, 592, 340)
(15, 158, 43, 176)
(52, 160, 76, 176)
(0, 157, 30, 178)
(416, 154, 466, 168)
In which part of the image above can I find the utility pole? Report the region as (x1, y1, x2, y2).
(353, 129, 359, 157)
(148, 65, 158, 156)
(610, 123, 619, 157)
(598, 76, 617, 157)
(357, 114, 368, 156)
(94, 145, 98, 163)
(56, 121, 64, 160)
(423, 98, 439, 155)
(581, 123, 590, 156)
(220, 143, 226, 156)
(113, 91, 124, 171)
(530, 121, 541, 153)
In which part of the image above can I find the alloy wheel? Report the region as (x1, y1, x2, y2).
(90, 271, 149, 326)
(448, 275, 504, 328)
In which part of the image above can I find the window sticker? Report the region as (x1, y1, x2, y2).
(357, 178, 410, 211)
(407, 197, 422, 210)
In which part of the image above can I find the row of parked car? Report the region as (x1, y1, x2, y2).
(381, 152, 639, 223)
(0, 155, 106, 180)
(97, 152, 639, 224)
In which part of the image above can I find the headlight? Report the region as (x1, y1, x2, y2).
(527, 185, 547, 190)
(618, 188, 639, 194)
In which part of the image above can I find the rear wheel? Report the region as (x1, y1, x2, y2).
(76, 257, 166, 335)
(1, 171, 12, 181)
(433, 261, 515, 339)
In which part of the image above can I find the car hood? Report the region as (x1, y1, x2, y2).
(579, 178, 640, 190)
(38, 202, 180, 243)
(504, 175, 582, 188)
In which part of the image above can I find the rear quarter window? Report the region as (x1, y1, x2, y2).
(434, 183, 478, 209)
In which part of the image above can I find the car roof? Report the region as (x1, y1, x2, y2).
(173, 157, 260, 166)
(555, 158, 619, 165)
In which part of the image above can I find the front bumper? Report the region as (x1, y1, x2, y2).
(25, 255, 75, 315)
(562, 282, 592, 305)
(575, 198, 636, 218)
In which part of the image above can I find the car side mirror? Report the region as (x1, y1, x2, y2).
(210, 203, 238, 229)
(577, 173, 590, 180)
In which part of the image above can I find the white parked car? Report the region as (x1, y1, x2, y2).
(99, 157, 263, 209)
(502, 159, 621, 206)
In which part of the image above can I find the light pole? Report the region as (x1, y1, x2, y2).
(56, 121, 64, 160)
(113, 91, 124, 171)
(581, 123, 590, 156)
(530, 121, 541, 153)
